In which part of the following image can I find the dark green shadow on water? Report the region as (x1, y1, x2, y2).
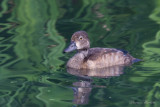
(0, 0, 160, 107)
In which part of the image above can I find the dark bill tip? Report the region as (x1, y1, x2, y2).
(63, 50, 66, 53)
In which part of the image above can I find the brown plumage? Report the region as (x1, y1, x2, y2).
(64, 31, 140, 69)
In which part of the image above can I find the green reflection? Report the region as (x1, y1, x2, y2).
(0, 0, 160, 107)
(0, 0, 66, 106)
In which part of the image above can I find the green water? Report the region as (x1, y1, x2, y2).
(0, 0, 160, 107)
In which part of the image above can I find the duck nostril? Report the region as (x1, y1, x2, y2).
(71, 45, 74, 47)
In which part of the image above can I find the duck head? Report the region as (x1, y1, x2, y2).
(64, 31, 90, 53)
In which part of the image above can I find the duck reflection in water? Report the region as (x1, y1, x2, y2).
(67, 65, 126, 105)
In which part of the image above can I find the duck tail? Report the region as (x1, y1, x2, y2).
(132, 58, 142, 63)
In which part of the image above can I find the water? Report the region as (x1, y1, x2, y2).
(0, 0, 160, 107)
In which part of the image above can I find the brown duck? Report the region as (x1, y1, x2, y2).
(64, 31, 141, 69)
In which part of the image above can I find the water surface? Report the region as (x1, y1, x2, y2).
(0, 0, 160, 107)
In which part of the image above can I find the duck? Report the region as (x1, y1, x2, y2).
(63, 31, 140, 69)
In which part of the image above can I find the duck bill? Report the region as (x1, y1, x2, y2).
(63, 42, 77, 53)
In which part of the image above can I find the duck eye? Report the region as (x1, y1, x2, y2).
(79, 37, 83, 40)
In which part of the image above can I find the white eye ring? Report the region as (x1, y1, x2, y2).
(79, 36, 83, 40)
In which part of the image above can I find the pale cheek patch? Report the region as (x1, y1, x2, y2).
(76, 42, 81, 49)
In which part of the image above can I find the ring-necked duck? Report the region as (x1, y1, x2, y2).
(64, 31, 141, 69)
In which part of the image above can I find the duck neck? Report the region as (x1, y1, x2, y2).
(78, 48, 89, 58)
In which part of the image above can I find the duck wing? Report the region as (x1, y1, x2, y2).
(85, 48, 136, 66)
(86, 48, 120, 60)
